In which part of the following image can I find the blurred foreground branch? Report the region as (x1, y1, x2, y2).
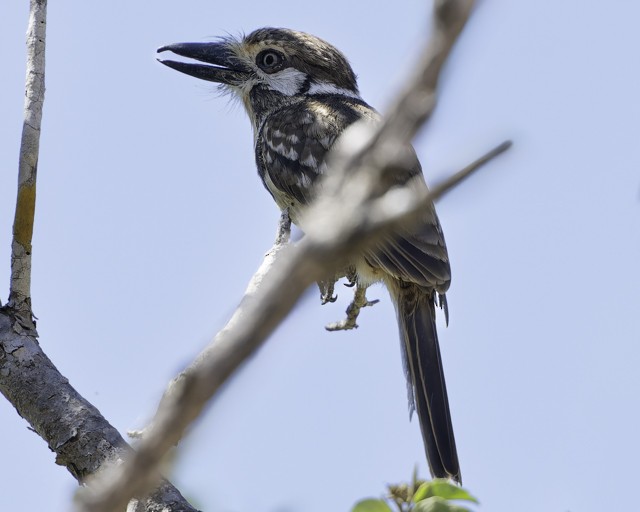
(75, 1, 513, 511)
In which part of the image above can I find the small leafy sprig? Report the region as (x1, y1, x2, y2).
(352, 472, 478, 512)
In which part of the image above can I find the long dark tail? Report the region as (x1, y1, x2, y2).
(391, 282, 461, 483)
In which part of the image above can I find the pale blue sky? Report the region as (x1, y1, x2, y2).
(1, 1, 639, 511)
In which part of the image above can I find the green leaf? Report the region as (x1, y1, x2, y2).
(351, 498, 393, 512)
(414, 496, 471, 512)
(413, 480, 478, 504)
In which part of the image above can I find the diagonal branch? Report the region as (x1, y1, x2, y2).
(74, 1, 500, 511)
(8, 0, 47, 318)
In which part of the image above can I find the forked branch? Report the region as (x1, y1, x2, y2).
(0, 2, 196, 511)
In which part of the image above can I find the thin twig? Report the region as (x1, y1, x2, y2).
(363, 140, 513, 237)
(76, 2, 490, 510)
(8, 0, 47, 318)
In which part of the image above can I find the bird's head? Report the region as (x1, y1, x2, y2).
(158, 28, 360, 126)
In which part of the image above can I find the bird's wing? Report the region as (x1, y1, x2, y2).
(364, 207, 451, 291)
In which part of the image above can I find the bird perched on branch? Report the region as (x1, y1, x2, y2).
(158, 27, 461, 483)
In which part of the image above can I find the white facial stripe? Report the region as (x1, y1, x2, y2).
(260, 67, 361, 98)
(308, 81, 361, 99)
(263, 68, 307, 96)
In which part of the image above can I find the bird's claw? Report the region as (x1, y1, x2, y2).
(325, 282, 378, 332)
(344, 267, 358, 287)
(318, 278, 338, 305)
(321, 291, 338, 304)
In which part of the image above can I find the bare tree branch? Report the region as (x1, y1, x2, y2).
(73, 1, 507, 511)
(0, 312, 197, 511)
(8, 0, 47, 317)
(0, 2, 197, 511)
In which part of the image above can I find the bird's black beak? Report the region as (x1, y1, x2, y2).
(157, 42, 249, 85)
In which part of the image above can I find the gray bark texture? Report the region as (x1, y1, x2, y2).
(0, 309, 198, 511)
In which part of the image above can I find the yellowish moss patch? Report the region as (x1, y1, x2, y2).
(13, 183, 36, 250)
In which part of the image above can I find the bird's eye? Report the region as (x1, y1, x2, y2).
(256, 50, 285, 73)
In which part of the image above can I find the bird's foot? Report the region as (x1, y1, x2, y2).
(325, 282, 379, 331)
(318, 266, 356, 304)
